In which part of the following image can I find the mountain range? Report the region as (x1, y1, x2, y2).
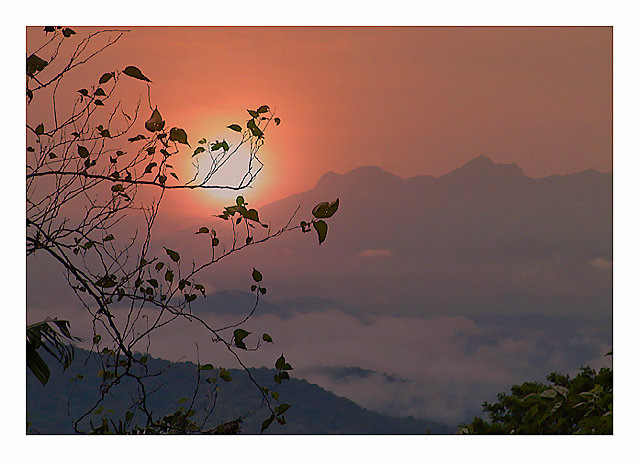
(27, 350, 452, 434)
(164, 155, 612, 321)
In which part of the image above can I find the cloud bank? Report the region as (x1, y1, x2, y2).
(28, 302, 609, 425)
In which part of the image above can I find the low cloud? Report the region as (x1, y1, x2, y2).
(357, 249, 394, 258)
(99, 308, 610, 425)
(589, 257, 613, 270)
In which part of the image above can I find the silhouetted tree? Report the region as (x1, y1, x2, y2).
(26, 26, 339, 434)
(457, 354, 612, 435)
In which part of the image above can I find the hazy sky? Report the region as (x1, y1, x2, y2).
(27, 26, 612, 209)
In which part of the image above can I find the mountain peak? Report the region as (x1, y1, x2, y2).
(316, 165, 401, 189)
(441, 155, 525, 182)
(463, 155, 495, 168)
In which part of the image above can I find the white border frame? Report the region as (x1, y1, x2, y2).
(2, 1, 638, 461)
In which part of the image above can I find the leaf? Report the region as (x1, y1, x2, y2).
(99, 72, 113, 84)
(103, 234, 114, 242)
(170, 172, 179, 181)
(94, 88, 106, 96)
(99, 129, 111, 138)
(274, 117, 281, 126)
(35, 123, 44, 135)
(145, 108, 165, 132)
(243, 208, 260, 222)
(111, 184, 124, 193)
(77, 88, 89, 97)
(259, 287, 267, 295)
(169, 127, 190, 146)
(233, 329, 250, 349)
(325, 198, 340, 217)
(275, 403, 290, 415)
(27, 345, 50, 385)
(185, 293, 197, 302)
(246, 119, 264, 138)
(227, 124, 242, 132)
(552, 385, 569, 398)
(219, 368, 232, 382)
(93, 335, 101, 344)
(95, 275, 116, 287)
(128, 134, 146, 142)
(122, 65, 152, 82)
(195, 227, 209, 234)
(147, 279, 159, 288)
(247, 109, 259, 118)
(77, 145, 90, 158)
(262, 333, 273, 343)
(164, 247, 180, 262)
(192, 146, 205, 157)
(164, 269, 174, 283)
(144, 162, 157, 174)
(313, 220, 328, 245)
(312, 202, 329, 218)
(540, 389, 557, 399)
(198, 364, 214, 371)
(26, 54, 48, 76)
(275, 354, 286, 370)
(312, 198, 339, 219)
(62, 28, 76, 38)
(155, 262, 164, 271)
(94, 99, 104, 106)
(236, 196, 245, 206)
(261, 414, 275, 433)
(257, 105, 270, 114)
(252, 268, 263, 282)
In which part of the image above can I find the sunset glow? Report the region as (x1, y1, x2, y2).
(24, 24, 615, 442)
(26, 26, 612, 212)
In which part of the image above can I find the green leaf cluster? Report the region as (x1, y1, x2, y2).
(458, 365, 613, 434)
(27, 319, 78, 385)
(303, 198, 339, 244)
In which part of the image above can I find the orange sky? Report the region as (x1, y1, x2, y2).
(27, 26, 612, 210)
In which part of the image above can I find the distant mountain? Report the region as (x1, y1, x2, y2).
(170, 156, 611, 320)
(27, 156, 612, 321)
(27, 350, 453, 435)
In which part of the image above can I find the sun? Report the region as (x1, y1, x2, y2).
(179, 126, 272, 208)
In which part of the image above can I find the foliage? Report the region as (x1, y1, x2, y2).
(26, 318, 80, 385)
(26, 27, 339, 434)
(458, 363, 612, 435)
